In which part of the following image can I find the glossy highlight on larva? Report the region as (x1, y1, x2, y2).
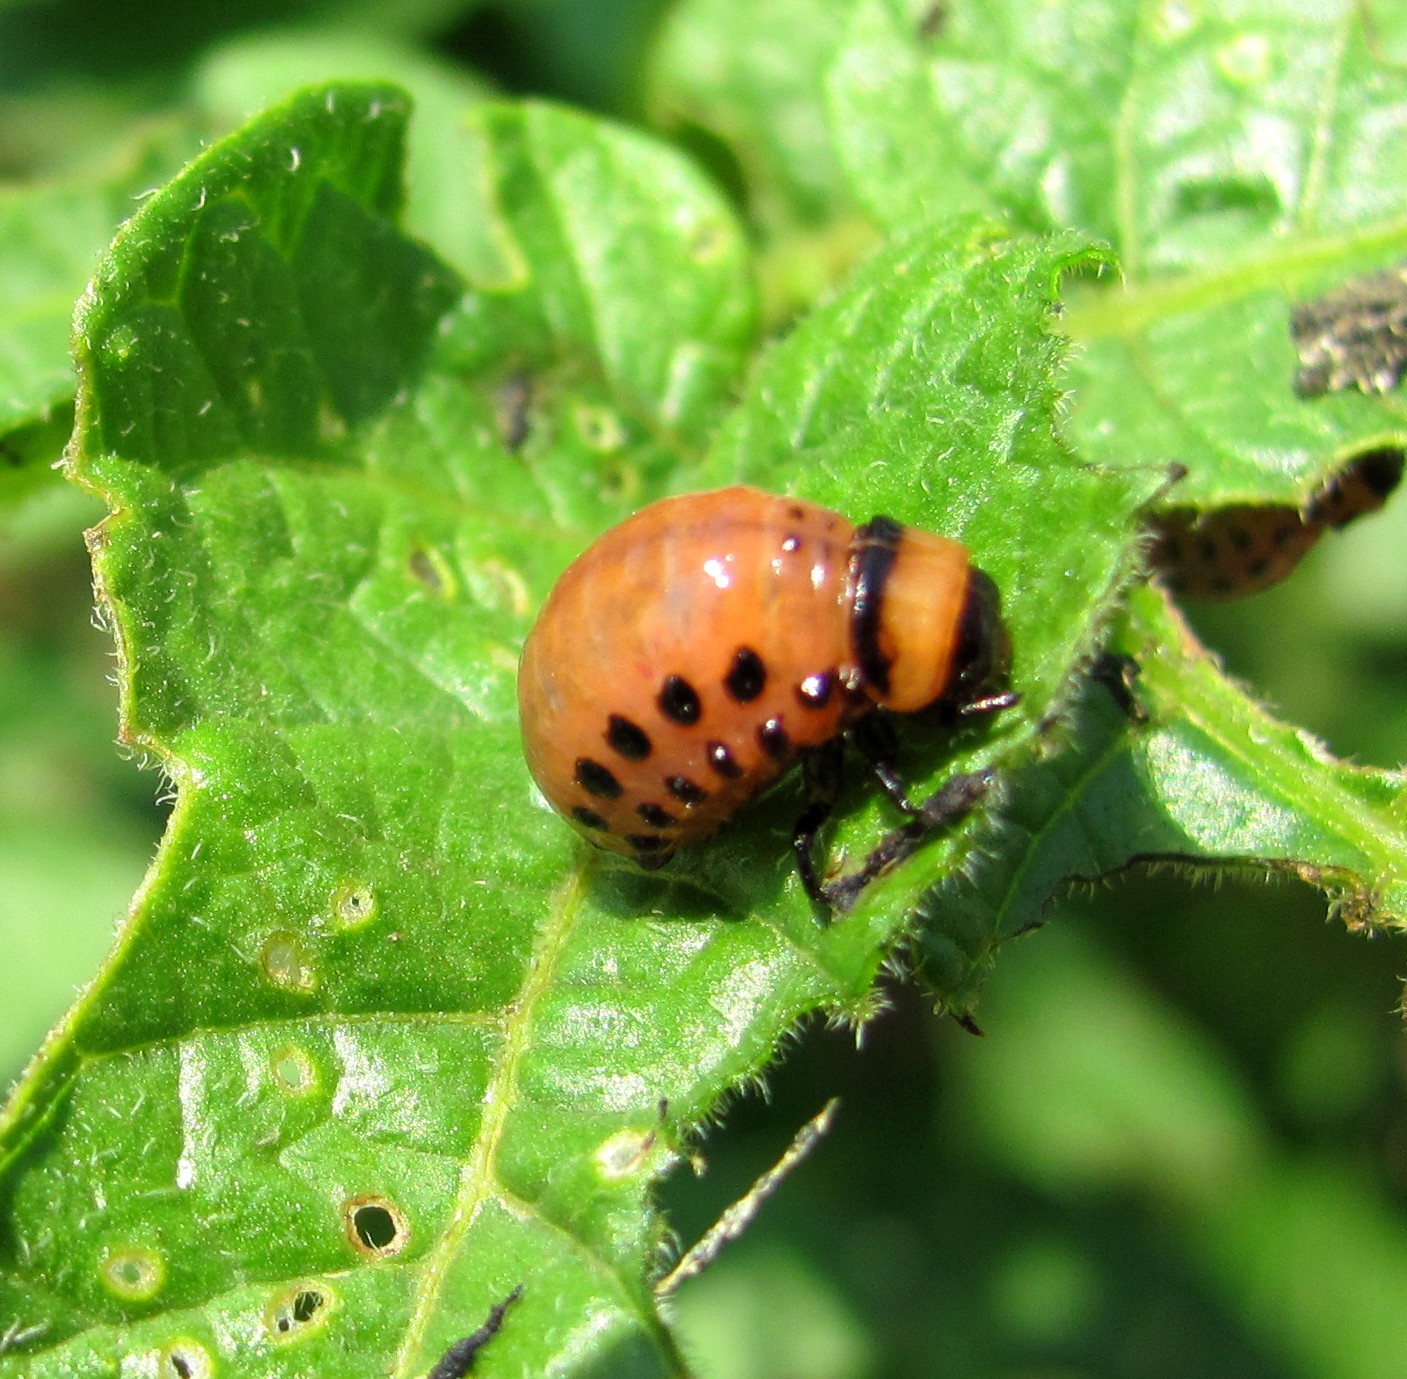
(516, 486, 1010, 876)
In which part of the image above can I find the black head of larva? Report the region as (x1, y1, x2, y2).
(946, 569, 1011, 705)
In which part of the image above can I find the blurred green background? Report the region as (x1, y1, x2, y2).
(2, 3, 1404, 1376)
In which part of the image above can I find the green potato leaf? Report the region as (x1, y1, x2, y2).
(826, 0, 1407, 507)
(0, 76, 1155, 1377)
(914, 580, 1407, 1013)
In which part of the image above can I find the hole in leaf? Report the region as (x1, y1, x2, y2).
(100, 1245, 164, 1300)
(260, 932, 316, 993)
(160, 1340, 211, 1379)
(598, 460, 639, 504)
(267, 1283, 332, 1340)
(408, 546, 458, 600)
(1292, 265, 1407, 397)
(573, 403, 626, 452)
(331, 881, 378, 930)
(271, 1046, 316, 1095)
(345, 1195, 409, 1257)
(595, 1127, 658, 1179)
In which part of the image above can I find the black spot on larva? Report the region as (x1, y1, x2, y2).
(781, 533, 801, 553)
(1229, 525, 1253, 552)
(725, 647, 767, 702)
(788, 504, 805, 520)
(575, 758, 622, 799)
(1274, 520, 1302, 547)
(572, 805, 609, 830)
(1354, 448, 1405, 499)
(637, 802, 677, 828)
(758, 718, 791, 760)
(1247, 557, 1270, 579)
(628, 833, 668, 853)
(796, 672, 833, 709)
(606, 714, 651, 760)
(707, 741, 742, 779)
(658, 675, 702, 725)
(1198, 536, 1219, 563)
(666, 774, 709, 805)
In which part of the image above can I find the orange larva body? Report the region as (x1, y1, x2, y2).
(517, 486, 993, 869)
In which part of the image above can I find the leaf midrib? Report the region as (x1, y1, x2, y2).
(1063, 216, 1407, 340)
(392, 860, 588, 1376)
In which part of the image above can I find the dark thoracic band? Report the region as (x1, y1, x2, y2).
(850, 515, 903, 694)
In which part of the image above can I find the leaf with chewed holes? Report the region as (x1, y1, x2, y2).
(657, 0, 1407, 593)
(912, 581, 1407, 1013)
(0, 81, 1154, 1379)
(0, 85, 763, 1379)
(827, 0, 1407, 509)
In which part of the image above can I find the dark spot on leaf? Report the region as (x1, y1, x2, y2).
(428, 1285, 524, 1379)
(495, 371, 533, 451)
(917, 1, 948, 36)
(408, 545, 451, 597)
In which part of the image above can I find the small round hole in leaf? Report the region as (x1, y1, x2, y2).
(100, 1244, 165, 1301)
(573, 403, 626, 453)
(260, 932, 316, 993)
(345, 1195, 409, 1257)
(407, 545, 458, 601)
(270, 1046, 316, 1095)
(331, 881, 378, 931)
